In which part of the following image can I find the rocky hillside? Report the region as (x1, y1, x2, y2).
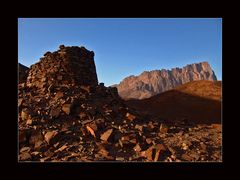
(18, 45, 221, 162)
(126, 80, 222, 124)
(19, 63, 29, 83)
(116, 62, 217, 100)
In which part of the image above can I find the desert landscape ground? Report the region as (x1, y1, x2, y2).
(18, 45, 222, 162)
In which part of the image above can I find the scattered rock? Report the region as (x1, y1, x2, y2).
(211, 124, 221, 130)
(135, 124, 143, 131)
(181, 153, 193, 161)
(55, 144, 68, 153)
(20, 147, 31, 153)
(159, 123, 168, 133)
(29, 130, 44, 146)
(182, 143, 188, 150)
(44, 131, 58, 144)
(18, 98, 23, 107)
(126, 112, 136, 121)
(26, 119, 32, 125)
(116, 157, 125, 161)
(86, 125, 96, 138)
(55, 91, 64, 99)
(100, 129, 113, 141)
(19, 152, 32, 161)
(62, 104, 71, 115)
(133, 144, 141, 152)
(21, 109, 30, 121)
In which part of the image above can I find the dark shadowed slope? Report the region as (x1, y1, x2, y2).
(126, 80, 222, 124)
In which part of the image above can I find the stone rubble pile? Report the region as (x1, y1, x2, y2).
(18, 45, 221, 162)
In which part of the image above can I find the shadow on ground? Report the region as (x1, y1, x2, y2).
(126, 90, 221, 125)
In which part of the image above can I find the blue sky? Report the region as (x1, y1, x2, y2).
(18, 18, 222, 86)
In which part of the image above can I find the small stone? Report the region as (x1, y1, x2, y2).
(160, 123, 168, 133)
(121, 135, 130, 142)
(88, 121, 98, 131)
(147, 121, 155, 129)
(116, 157, 124, 161)
(59, 45, 65, 50)
(21, 109, 29, 121)
(54, 142, 60, 148)
(62, 104, 71, 115)
(86, 125, 96, 138)
(211, 124, 222, 130)
(133, 144, 141, 152)
(55, 91, 64, 99)
(119, 140, 123, 147)
(44, 51, 51, 56)
(34, 140, 43, 149)
(44, 131, 58, 144)
(135, 124, 143, 131)
(189, 152, 200, 160)
(29, 130, 44, 146)
(26, 119, 32, 125)
(31, 151, 40, 156)
(182, 143, 188, 150)
(171, 155, 176, 160)
(100, 129, 113, 141)
(129, 138, 137, 144)
(154, 144, 166, 161)
(20, 147, 31, 153)
(80, 85, 91, 93)
(55, 145, 68, 153)
(18, 98, 23, 107)
(145, 146, 154, 161)
(177, 131, 184, 136)
(146, 138, 152, 144)
(19, 152, 31, 161)
(98, 147, 109, 157)
(181, 153, 193, 161)
(41, 77, 46, 82)
(126, 112, 136, 121)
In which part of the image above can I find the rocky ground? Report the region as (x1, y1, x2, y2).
(18, 45, 222, 162)
(18, 82, 222, 162)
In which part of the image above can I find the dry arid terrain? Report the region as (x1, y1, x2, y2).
(126, 80, 221, 124)
(18, 45, 222, 162)
(126, 80, 222, 161)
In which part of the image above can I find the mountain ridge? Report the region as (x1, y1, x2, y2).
(116, 61, 217, 100)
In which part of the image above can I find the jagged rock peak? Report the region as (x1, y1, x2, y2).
(116, 61, 217, 100)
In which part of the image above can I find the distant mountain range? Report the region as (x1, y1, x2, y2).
(115, 62, 217, 100)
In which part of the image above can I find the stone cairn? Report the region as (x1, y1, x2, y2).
(26, 45, 98, 90)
